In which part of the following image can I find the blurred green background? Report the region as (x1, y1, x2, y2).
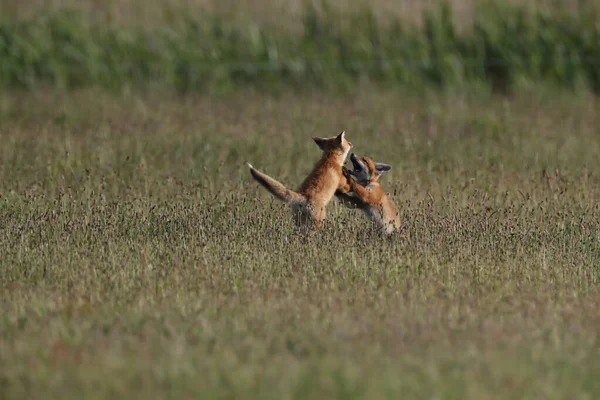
(1, 0, 599, 93)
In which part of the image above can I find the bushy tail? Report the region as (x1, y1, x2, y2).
(247, 163, 304, 203)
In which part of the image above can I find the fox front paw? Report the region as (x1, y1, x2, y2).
(342, 167, 353, 180)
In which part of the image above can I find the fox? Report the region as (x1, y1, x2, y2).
(335, 153, 401, 235)
(247, 131, 353, 232)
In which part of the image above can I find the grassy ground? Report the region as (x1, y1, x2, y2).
(1, 87, 600, 399)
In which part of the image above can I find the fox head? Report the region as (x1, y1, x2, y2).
(312, 131, 353, 164)
(346, 153, 391, 185)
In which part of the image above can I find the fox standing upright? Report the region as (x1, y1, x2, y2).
(247, 131, 353, 232)
(336, 153, 401, 235)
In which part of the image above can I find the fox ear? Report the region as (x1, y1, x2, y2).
(312, 137, 327, 150)
(336, 131, 346, 143)
(375, 163, 392, 173)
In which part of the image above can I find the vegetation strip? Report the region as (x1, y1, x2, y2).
(0, 2, 599, 92)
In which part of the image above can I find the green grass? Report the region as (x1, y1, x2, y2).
(1, 2, 600, 92)
(0, 86, 599, 399)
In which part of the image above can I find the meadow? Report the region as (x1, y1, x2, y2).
(1, 86, 599, 399)
(1, 0, 600, 398)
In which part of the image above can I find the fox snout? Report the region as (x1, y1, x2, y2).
(350, 153, 362, 170)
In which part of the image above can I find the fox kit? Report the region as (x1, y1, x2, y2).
(336, 153, 401, 234)
(247, 131, 353, 232)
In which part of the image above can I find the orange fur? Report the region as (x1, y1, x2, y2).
(337, 154, 401, 234)
(248, 131, 353, 233)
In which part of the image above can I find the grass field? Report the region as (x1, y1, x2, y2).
(1, 86, 599, 399)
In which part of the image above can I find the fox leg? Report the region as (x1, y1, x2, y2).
(347, 178, 374, 204)
(313, 205, 326, 231)
(336, 170, 367, 209)
(338, 169, 353, 193)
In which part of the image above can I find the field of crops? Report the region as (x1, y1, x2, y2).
(2, 1, 600, 92)
(1, 0, 600, 399)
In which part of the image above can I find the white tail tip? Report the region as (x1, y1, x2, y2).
(247, 163, 254, 170)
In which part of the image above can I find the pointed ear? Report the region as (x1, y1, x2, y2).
(335, 131, 346, 143)
(312, 137, 327, 150)
(375, 163, 392, 173)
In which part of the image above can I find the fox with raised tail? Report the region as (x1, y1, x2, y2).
(336, 153, 401, 235)
(247, 131, 353, 232)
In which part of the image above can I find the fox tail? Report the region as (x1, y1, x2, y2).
(247, 163, 304, 203)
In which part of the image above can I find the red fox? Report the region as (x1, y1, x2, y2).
(247, 131, 353, 232)
(336, 153, 401, 234)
